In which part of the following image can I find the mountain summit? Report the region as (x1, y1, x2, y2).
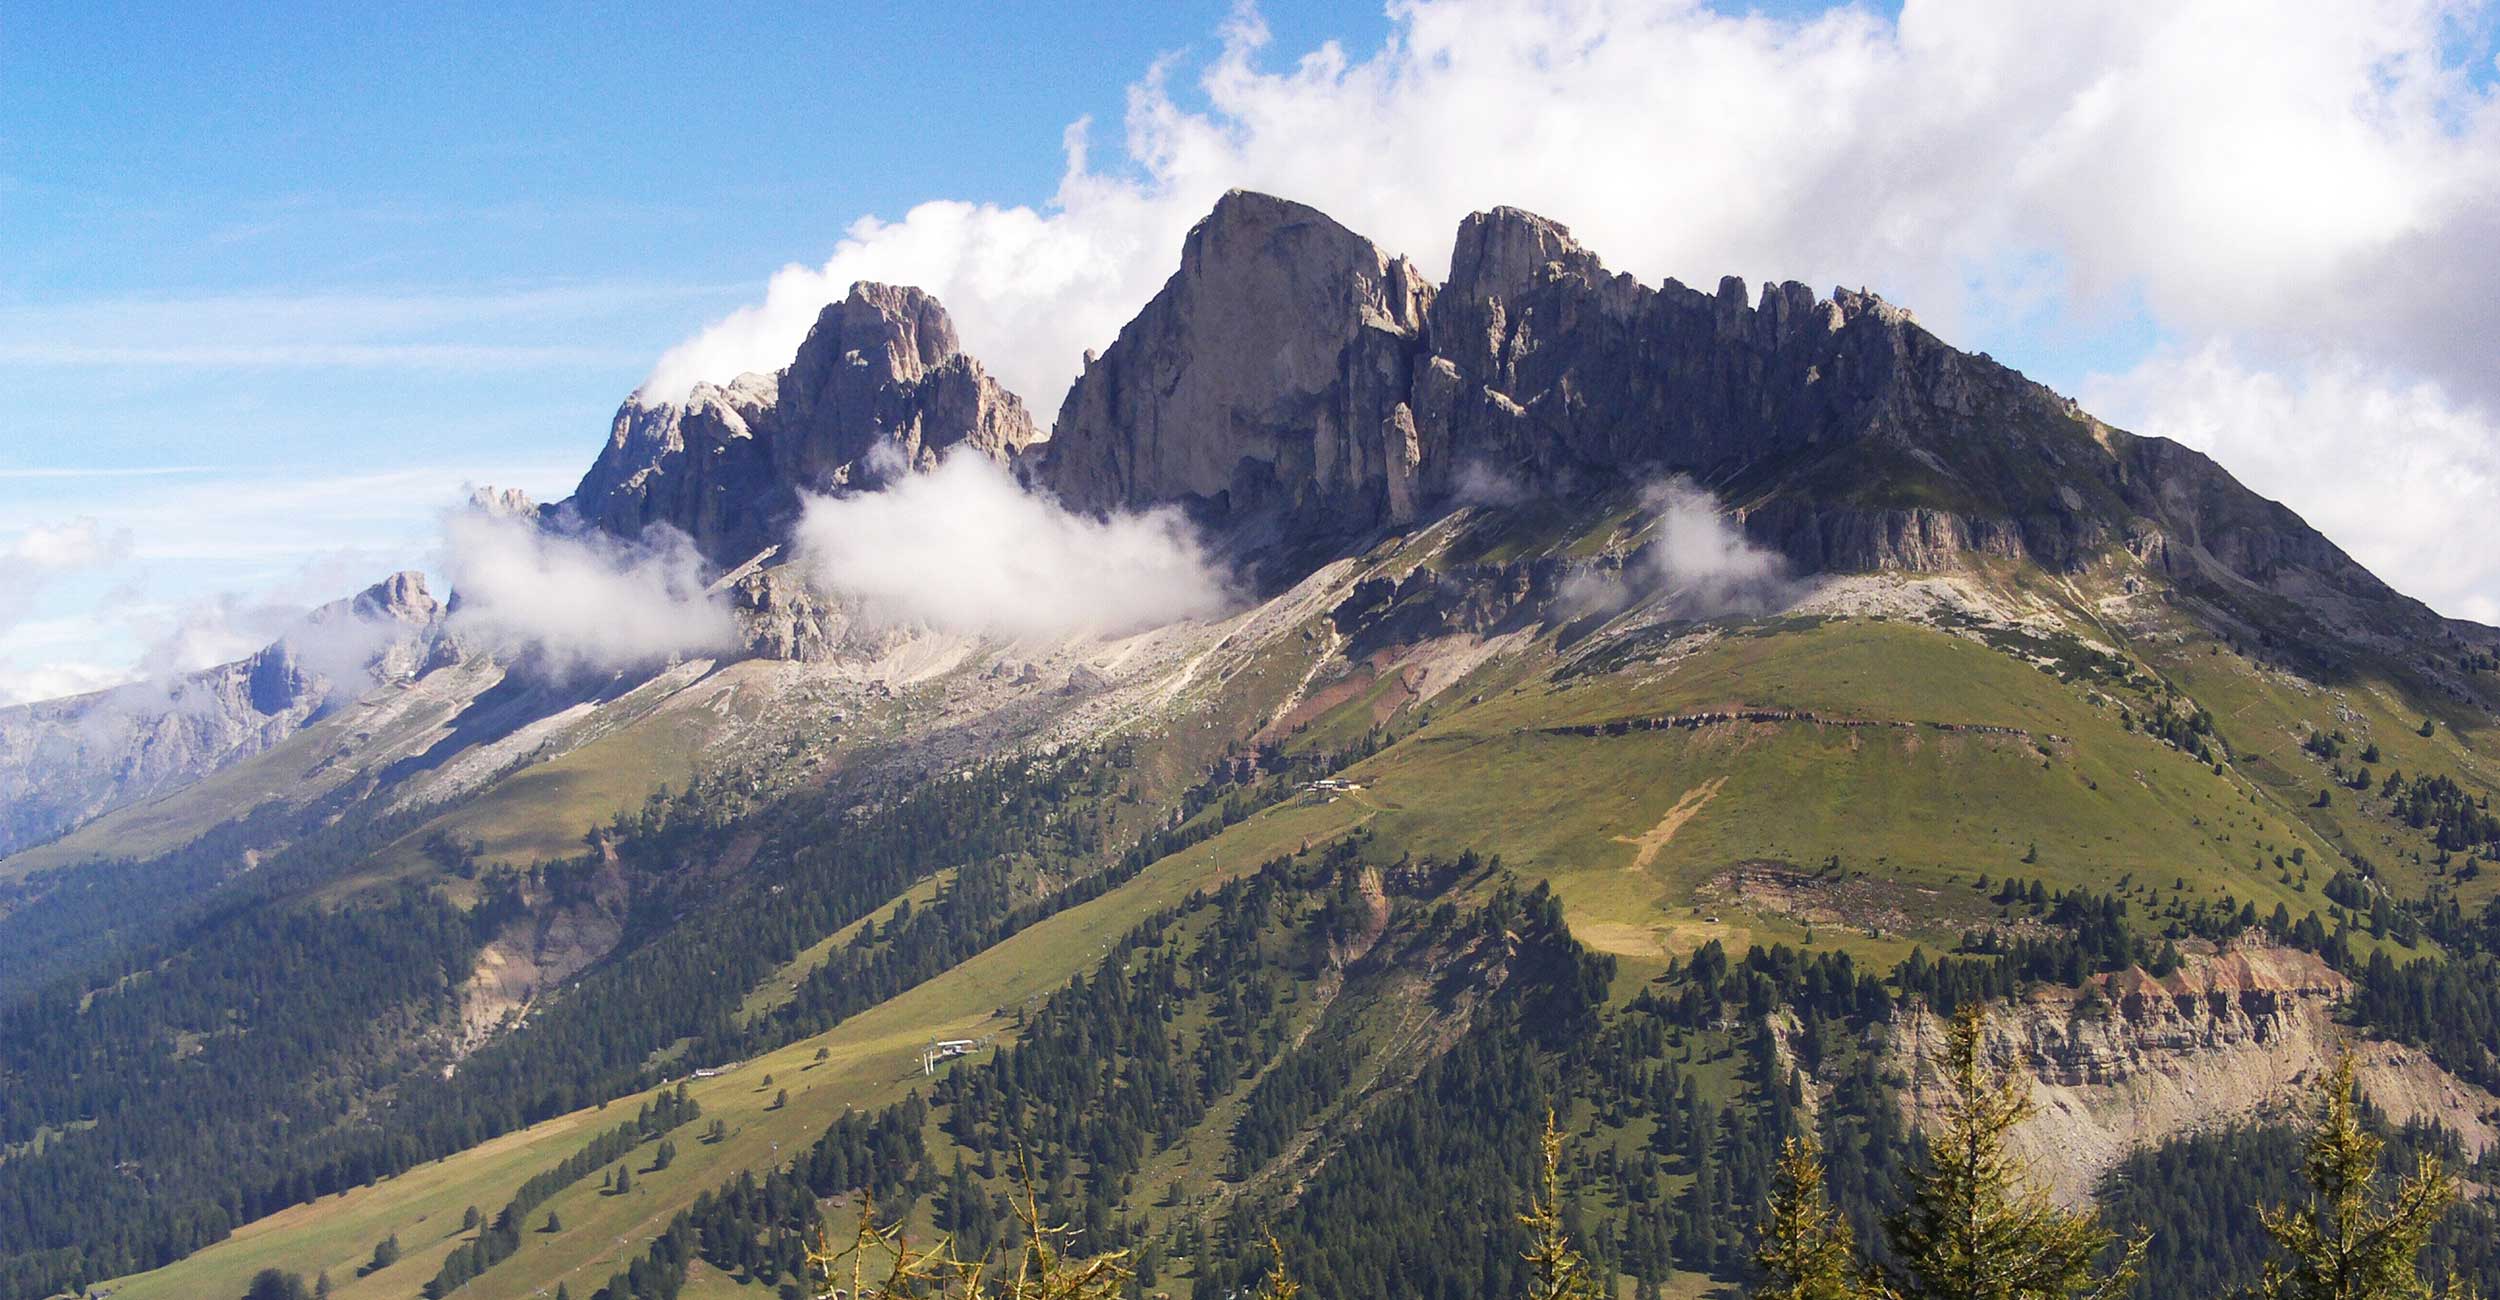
(1037, 192, 2416, 638)
(556, 191, 2429, 655)
(6, 190, 2500, 1300)
(571, 282, 1038, 568)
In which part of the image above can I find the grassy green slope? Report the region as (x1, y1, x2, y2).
(1308, 618, 2332, 971)
(99, 771, 1361, 1300)
(105, 606, 2413, 1300)
(2123, 613, 2500, 911)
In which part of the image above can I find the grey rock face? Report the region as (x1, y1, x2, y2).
(0, 572, 447, 859)
(1038, 191, 1434, 556)
(1030, 191, 2415, 625)
(570, 283, 1037, 568)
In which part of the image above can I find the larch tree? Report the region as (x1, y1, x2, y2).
(1521, 1111, 1609, 1300)
(1755, 1134, 1863, 1300)
(2244, 1051, 2460, 1300)
(1875, 1006, 2144, 1300)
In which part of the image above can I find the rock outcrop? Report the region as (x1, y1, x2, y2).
(570, 283, 1037, 569)
(499, 188, 2461, 662)
(1891, 944, 2500, 1204)
(0, 572, 446, 859)
(1031, 191, 2429, 634)
(1039, 191, 1435, 551)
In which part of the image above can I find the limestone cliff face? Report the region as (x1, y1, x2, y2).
(1031, 192, 2429, 632)
(572, 283, 1037, 568)
(0, 572, 446, 858)
(1887, 944, 2499, 1204)
(1039, 191, 1435, 546)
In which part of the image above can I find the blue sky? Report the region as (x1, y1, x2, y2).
(3, 0, 2497, 701)
(2, 2, 1390, 473)
(0, 1, 1398, 696)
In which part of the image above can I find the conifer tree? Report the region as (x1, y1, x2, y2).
(2244, 1051, 2458, 1300)
(1522, 1111, 1608, 1300)
(1875, 1007, 2144, 1300)
(1754, 1135, 1861, 1300)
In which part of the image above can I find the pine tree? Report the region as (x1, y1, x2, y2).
(1875, 1007, 2144, 1300)
(1754, 1135, 1861, 1300)
(544, 1209, 562, 1233)
(614, 1164, 632, 1194)
(370, 1234, 401, 1272)
(1522, 1111, 1608, 1300)
(2245, 1051, 2458, 1300)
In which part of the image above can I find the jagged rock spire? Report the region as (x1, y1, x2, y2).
(569, 282, 1035, 568)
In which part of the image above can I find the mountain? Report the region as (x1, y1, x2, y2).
(0, 571, 443, 859)
(1038, 191, 2424, 636)
(3, 192, 2499, 1300)
(571, 282, 1037, 569)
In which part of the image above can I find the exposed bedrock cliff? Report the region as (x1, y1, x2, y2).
(570, 283, 1037, 568)
(556, 188, 2445, 653)
(1034, 190, 2423, 628)
(1884, 944, 2499, 1205)
(1037, 191, 1436, 546)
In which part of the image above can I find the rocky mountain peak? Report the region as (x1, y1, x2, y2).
(1444, 205, 1603, 304)
(1039, 189, 1433, 549)
(0, 567, 452, 859)
(340, 569, 441, 627)
(568, 280, 1035, 568)
(1024, 190, 2430, 634)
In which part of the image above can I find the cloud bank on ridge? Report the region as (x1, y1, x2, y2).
(442, 510, 737, 676)
(792, 451, 1232, 641)
(641, 0, 2500, 622)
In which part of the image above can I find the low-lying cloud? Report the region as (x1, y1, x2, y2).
(1640, 479, 1796, 617)
(442, 510, 736, 676)
(1564, 477, 1799, 621)
(792, 451, 1232, 640)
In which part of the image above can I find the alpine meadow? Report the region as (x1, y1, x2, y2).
(6, 5, 2500, 1300)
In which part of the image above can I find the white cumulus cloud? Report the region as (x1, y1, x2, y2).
(641, 0, 2500, 620)
(2085, 345, 2500, 626)
(1564, 477, 1800, 618)
(791, 451, 1233, 640)
(1642, 478, 1797, 617)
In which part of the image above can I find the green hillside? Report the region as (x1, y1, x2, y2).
(81, 534, 2500, 1300)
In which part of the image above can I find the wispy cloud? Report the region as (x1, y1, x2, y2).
(0, 342, 635, 369)
(0, 465, 216, 479)
(792, 450, 1233, 640)
(0, 518, 135, 633)
(0, 281, 736, 373)
(0, 460, 585, 701)
(444, 509, 735, 676)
